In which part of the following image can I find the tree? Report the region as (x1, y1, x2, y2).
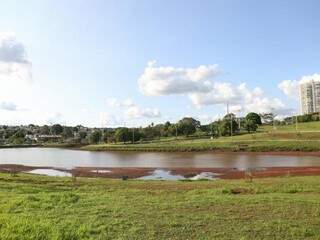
(178, 117, 200, 137)
(62, 127, 74, 139)
(220, 114, 239, 136)
(114, 128, 130, 143)
(13, 129, 26, 138)
(245, 112, 262, 125)
(79, 131, 87, 140)
(129, 128, 142, 143)
(89, 130, 102, 144)
(40, 125, 50, 135)
(51, 124, 63, 135)
(244, 119, 258, 133)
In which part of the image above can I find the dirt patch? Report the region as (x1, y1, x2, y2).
(2, 164, 320, 180)
(230, 188, 255, 194)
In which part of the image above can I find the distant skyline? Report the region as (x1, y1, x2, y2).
(1, 0, 320, 127)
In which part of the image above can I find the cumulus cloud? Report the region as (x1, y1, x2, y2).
(189, 83, 263, 106)
(100, 112, 123, 127)
(0, 33, 32, 84)
(278, 73, 320, 98)
(125, 106, 161, 119)
(190, 82, 289, 114)
(278, 80, 299, 97)
(106, 97, 161, 120)
(0, 101, 18, 111)
(138, 61, 220, 96)
(46, 112, 64, 125)
(106, 98, 135, 107)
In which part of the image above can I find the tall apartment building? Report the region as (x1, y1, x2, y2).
(300, 80, 320, 114)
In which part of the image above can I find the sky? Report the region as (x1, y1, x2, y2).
(0, 0, 320, 127)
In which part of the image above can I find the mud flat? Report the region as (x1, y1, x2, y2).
(2, 164, 320, 180)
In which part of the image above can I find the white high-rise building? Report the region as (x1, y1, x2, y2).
(300, 80, 320, 114)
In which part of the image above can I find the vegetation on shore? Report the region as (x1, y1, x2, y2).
(82, 122, 320, 152)
(2, 112, 320, 152)
(0, 173, 320, 239)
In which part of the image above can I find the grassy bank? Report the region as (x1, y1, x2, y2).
(0, 173, 320, 239)
(82, 122, 320, 152)
(83, 138, 320, 152)
(0, 144, 42, 149)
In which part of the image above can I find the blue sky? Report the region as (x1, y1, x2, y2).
(0, 0, 319, 127)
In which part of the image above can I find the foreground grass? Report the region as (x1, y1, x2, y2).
(0, 174, 320, 239)
(83, 122, 320, 152)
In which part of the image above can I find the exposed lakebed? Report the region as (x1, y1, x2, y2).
(1, 147, 320, 180)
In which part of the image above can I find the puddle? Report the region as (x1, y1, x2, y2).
(138, 170, 220, 181)
(190, 172, 219, 180)
(90, 169, 112, 173)
(138, 170, 185, 180)
(26, 169, 72, 177)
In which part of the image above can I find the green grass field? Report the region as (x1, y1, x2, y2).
(1, 173, 320, 239)
(83, 122, 320, 152)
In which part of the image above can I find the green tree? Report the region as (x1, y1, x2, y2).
(40, 125, 50, 135)
(79, 131, 87, 140)
(220, 114, 239, 136)
(51, 124, 63, 135)
(13, 129, 26, 138)
(245, 112, 262, 125)
(62, 127, 74, 139)
(178, 117, 200, 137)
(244, 119, 258, 133)
(115, 128, 130, 143)
(89, 130, 102, 144)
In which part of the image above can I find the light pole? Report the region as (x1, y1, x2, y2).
(230, 113, 233, 138)
(175, 124, 178, 139)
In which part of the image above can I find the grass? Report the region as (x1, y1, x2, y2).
(0, 173, 320, 239)
(82, 122, 320, 152)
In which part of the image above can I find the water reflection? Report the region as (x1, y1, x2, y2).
(0, 148, 320, 169)
(26, 169, 71, 177)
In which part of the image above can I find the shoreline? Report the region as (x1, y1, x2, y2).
(2, 143, 320, 156)
(2, 164, 320, 179)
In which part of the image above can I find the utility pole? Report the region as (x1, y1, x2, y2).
(295, 114, 298, 132)
(227, 102, 233, 137)
(175, 124, 178, 139)
(230, 113, 233, 137)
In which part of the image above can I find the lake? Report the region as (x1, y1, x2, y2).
(1, 147, 320, 170)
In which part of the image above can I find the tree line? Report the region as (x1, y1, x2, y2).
(1, 111, 319, 145)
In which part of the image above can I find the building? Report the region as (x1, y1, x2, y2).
(300, 80, 320, 114)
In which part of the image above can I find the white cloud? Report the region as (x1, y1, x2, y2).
(0, 33, 33, 109)
(278, 80, 299, 97)
(100, 112, 123, 127)
(0, 33, 29, 63)
(0, 101, 18, 111)
(300, 73, 320, 84)
(46, 112, 64, 125)
(189, 83, 262, 106)
(190, 82, 289, 115)
(105, 97, 162, 120)
(106, 98, 135, 107)
(138, 61, 220, 96)
(0, 33, 32, 84)
(125, 106, 161, 119)
(278, 73, 320, 98)
(198, 114, 223, 124)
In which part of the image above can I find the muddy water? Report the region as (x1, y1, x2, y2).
(1, 148, 320, 170)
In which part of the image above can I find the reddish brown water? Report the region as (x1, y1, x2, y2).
(1, 148, 320, 170)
